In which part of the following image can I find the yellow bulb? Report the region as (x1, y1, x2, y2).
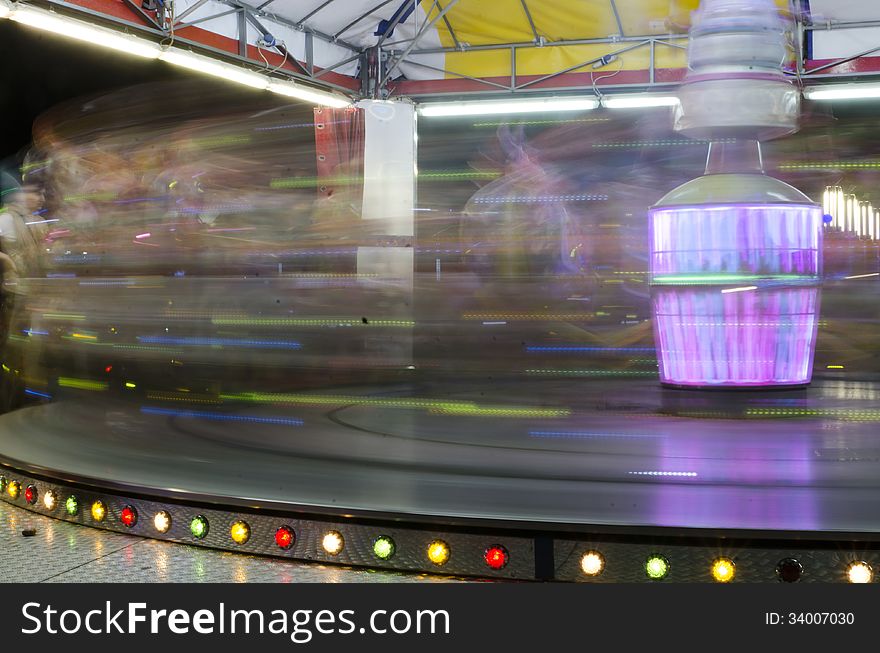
(7, 481, 20, 499)
(230, 520, 250, 545)
(92, 501, 107, 521)
(580, 551, 605, 576)
(154, 511, 171, 533)
(43, 490, 56, 510)
(322, 531, 344, 555)
(712, 558, 735, 583)
(427, 540, 450, 566)
(847, 562, 872, 584)
(91, 500, 106, 522)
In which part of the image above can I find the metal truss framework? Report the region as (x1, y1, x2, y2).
(16, 0, 880, 101)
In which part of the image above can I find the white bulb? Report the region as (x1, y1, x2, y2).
(42, 490, 56, 510)
(154, 511, 172, 533)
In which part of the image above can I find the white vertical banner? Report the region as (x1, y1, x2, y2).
(358, 100, 416, 236)
(356, 100, 417, 367)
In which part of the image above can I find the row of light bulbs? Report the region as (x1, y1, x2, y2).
(4, 476, 873, 581)
(579, 550, 873, 584)
(1, 476, 509, 570)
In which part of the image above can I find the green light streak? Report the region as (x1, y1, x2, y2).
(57, 377, 108, 391)
(211, 317, 414, 327)
(780, 162, 880, 170)
(42, 313, 86, 321)
(220, 392, 569, 418)
(527, 369, 657, 377)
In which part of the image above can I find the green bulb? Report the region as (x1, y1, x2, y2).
(190, 515, 208, 539)
(0, 477, 6, 493)
(65, 495, 78, 516)
(373, 536, 396, 560)
(646, 555, 669, 580)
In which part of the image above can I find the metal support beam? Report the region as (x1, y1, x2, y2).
(214, 0, 360, 52)
(173, 0, 210, 26)
(381, 0, 460, 86)
(805, 18, 880, 31)
(121, 0, 163, 30)
(376, 0, 417, 48)
(305, 31, 314, 76)
(519, 0, 540, 43)
(515, 39, 650, 90)
(237, 8, 247, 57)
(334, 0, 396, 39)
(609, 0, 624, 37)
(510, 46, 516, 89)
(297, 0, 339, 25)
(397, 33, 688, 55)
(245, 12, 312, 76)
(314, 52, 363, 78)
(804, 43, 880, 75)
(436, 0, 461, 50)
(176, 8, 239, 29)
(391, 58, 513, 90)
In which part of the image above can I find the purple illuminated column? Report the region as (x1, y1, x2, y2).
(650, 0, 821, 387)
(649, 176, 823, 387)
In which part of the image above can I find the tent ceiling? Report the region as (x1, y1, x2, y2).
(6, 0, 880, 99)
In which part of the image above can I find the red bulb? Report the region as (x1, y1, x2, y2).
(484, 545, 509, 570)
(105, 365, 113, 373)
(120, 506, 137, 527)
(24, 485, 37, 505)
(275, 526, 295, 549)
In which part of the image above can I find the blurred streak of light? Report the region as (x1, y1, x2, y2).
(844, 273, 879, 280)
(140, 407, 303, 426)
(780, 162, 880, 169)
(136, 336, 302, 349)
(526, 369, 657, 377)
(591, 139, 730, 149)
(461, 313, 595, 320)
(57, 377, 108, 391)
(720, 285, 758, 294)
(42, 313, 85, 321)
(219, 392, 569, 418)
(471, 194, 608, 203)
(428, 406, 569, 418)
(628, 471, 698, 478)
(530, 430, 661, 440)
(211, 317, 414, 327)
(472, 117, 611, 127)
(526, 346, 655, 352)
(147, 392, 222, 404)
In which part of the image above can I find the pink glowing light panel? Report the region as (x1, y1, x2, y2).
(650, 204, 823, 387)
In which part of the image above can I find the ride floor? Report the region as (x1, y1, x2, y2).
(1, 377, 880, 538)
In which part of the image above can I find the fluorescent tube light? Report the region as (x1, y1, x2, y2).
(418, 97, 599, 117)
(602, 94, 680, 109)
(804, 84, 880, 101)
(267, 81, 351, 108)
(159, 49, 269, 89)
(9, 5, 161, 58)
(2, 3, 354, 106)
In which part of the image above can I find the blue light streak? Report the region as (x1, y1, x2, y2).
(136, 336, 301, 349)
(140, 407, 303, 426)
